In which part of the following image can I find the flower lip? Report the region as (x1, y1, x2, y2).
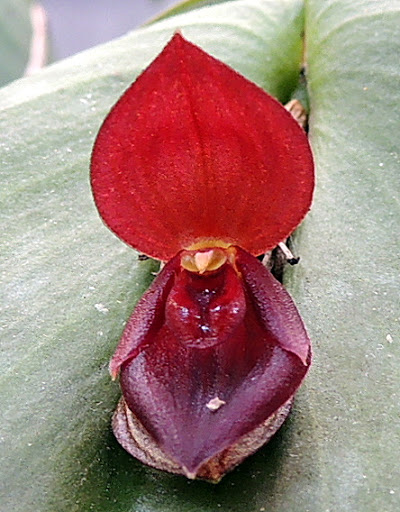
(90, 33, 314, 262)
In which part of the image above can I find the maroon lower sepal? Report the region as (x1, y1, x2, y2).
(110, 246, 311, 481)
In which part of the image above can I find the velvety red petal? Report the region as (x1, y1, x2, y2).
(113, 249, 311, 475)
(165, 261, 246, 349)
(109, 253, 181, 379)
(235, 246, 310, 365)
(91, 33, 314, 261)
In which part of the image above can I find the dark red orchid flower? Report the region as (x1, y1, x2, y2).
(91, 33, 314, 481)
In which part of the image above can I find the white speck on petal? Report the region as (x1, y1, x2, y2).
(206, 397, 226, 412)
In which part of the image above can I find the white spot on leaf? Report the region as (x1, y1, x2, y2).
(94, 303, 109, 314)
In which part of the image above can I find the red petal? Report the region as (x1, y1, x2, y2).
(91, 33, 314, 261)
(109, 253, 180, 379)
(113, 248, 311, 475)
(235, 246, 310, 365)
(165, 261, 246, 349)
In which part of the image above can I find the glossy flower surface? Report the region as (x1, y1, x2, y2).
(91, 33, 314, 480)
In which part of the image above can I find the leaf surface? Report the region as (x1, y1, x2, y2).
(283, 1, 400, 510)
(0, 0, 32, 86)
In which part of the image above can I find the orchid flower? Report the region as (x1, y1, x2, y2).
(91, 33, 314, 482)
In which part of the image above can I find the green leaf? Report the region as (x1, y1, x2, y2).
(0, 0, 32, 86)
(149, 0, 231, 23)
(0, 1, 305, 511)
(0, 0, 50, 87)
(284, 0, 400, 510)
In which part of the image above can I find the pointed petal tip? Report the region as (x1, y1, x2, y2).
(170, 31, 198, 49)
(171, 29, 184, 41)
(114, 391, 295, 482)
(182, 466, 197, 480)
(109, 359, 120, 380)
